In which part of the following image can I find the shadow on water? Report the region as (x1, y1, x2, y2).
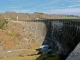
(36, 20, 80, 60)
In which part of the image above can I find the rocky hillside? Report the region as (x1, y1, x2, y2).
(0, 20, 46, 51)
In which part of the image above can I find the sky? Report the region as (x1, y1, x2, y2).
(0, 0, 80, 15)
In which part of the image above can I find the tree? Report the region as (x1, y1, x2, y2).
(0, 15, 7, 29)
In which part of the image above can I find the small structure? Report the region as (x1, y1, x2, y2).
(17, 16, 18, 21)
(38, 45, 52, 54)
(40, 45, 49, 48)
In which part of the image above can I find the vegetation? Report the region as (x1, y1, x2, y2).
(0, 39, 3, 46)
(18, 54, 24, 57)
(0, 12, 80, 21)
(0, 15, 8, 29)
(36, 54, 66, 60)
(34, 12, 44, 15)
(0, 54, 66, 60)
(0, 56, 38, 60)
(9, 32, 15, 37)
(64, 15, 78, 19)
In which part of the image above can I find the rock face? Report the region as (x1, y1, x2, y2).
(0, 21, 47, 58)
(21, 22, 47, 45)
(0, 21, 47, 50)
(66, 43, 80, 60)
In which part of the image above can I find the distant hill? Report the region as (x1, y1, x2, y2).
(0, 12, 80, 20)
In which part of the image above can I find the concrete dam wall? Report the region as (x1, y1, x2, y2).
(44, 20, 80, 56)
(25, 19, 80, 56)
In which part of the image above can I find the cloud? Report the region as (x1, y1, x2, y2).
(7, 7, 19, 9)
(46, 8, 80, 15)
(8, 9, 36, 13)
(76, 0, 80, 2)
(30, 0, 60, 9)
(68, 4, 80, 8)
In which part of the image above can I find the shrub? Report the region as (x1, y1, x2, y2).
(0, 15, 8, 29)
(18, 54, 24, 57)
(9, 32, 15, 37)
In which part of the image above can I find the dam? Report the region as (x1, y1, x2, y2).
(22, 19, 80, 59)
